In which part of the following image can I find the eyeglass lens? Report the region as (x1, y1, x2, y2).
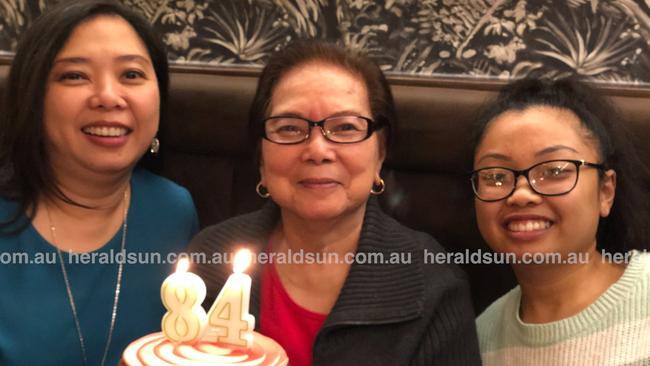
(264, 116, 369, 143)
(473, 160, 579, 200)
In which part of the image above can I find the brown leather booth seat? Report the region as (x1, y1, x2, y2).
(1, 62, 649, 312)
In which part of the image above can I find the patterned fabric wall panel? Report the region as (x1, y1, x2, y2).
(1, 0, 649, 85)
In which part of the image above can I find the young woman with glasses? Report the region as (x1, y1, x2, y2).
(187, 40, 481, 366)
(472, 78, 650, 365)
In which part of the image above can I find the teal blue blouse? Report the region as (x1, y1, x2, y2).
(0, 169, 199, 365)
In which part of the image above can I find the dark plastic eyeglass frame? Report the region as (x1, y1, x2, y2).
(261, 115, 383, 144)
(471, 159, 605, 202)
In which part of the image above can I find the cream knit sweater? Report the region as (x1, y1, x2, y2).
(477, 250, 650, 366)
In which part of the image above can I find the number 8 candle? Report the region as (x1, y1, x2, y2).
(207, 249, 255, 348)
(160, 258, 208, 343)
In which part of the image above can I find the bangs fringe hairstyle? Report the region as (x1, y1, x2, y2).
(248, 39, 396, 165)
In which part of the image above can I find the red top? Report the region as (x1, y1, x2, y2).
(260, 263, 327, 366)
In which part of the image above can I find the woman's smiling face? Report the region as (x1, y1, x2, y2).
(473, 105, 616, 259)
(43, 15, 159, 177)
(259, 61, 384, 222)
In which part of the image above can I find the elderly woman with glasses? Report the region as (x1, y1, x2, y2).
(472, 78, 650, 365)
(187, 40, 481, 366)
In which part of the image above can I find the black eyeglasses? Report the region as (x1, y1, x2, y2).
(471, 159, 605, 202)
(262, 115, 382, 144)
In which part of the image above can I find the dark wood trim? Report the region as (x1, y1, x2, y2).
(170, 63, 261, 77)
(385, 73, 650, 97)
(387, 74, 505, 91)
(0, 54, 13, 65)
(3, 55, 650, 97)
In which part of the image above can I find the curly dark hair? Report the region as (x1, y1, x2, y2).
(471, 77, 650, 253)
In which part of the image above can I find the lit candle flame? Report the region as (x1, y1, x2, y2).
(177, 257, 190, 273)
(233, 249, 252, 274)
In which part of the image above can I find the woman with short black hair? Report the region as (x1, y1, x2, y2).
(188, 40, 481, 366)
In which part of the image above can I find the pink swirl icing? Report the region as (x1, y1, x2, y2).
(121, 332, 288, 366)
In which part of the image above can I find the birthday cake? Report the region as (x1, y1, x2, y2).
(120, 253, 288, 365)
(120, 330, 288, 366)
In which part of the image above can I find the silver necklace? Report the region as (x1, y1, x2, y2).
(46, 188, 129, 366)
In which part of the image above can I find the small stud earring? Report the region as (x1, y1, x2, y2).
(150, 137, 160, 154)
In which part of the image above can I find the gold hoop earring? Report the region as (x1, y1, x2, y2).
(370, 178, 385, 195)
(256, 182, 270, 198)
(150, 137, 160, 154)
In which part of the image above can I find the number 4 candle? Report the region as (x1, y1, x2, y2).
(207, 249, 256, 348)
